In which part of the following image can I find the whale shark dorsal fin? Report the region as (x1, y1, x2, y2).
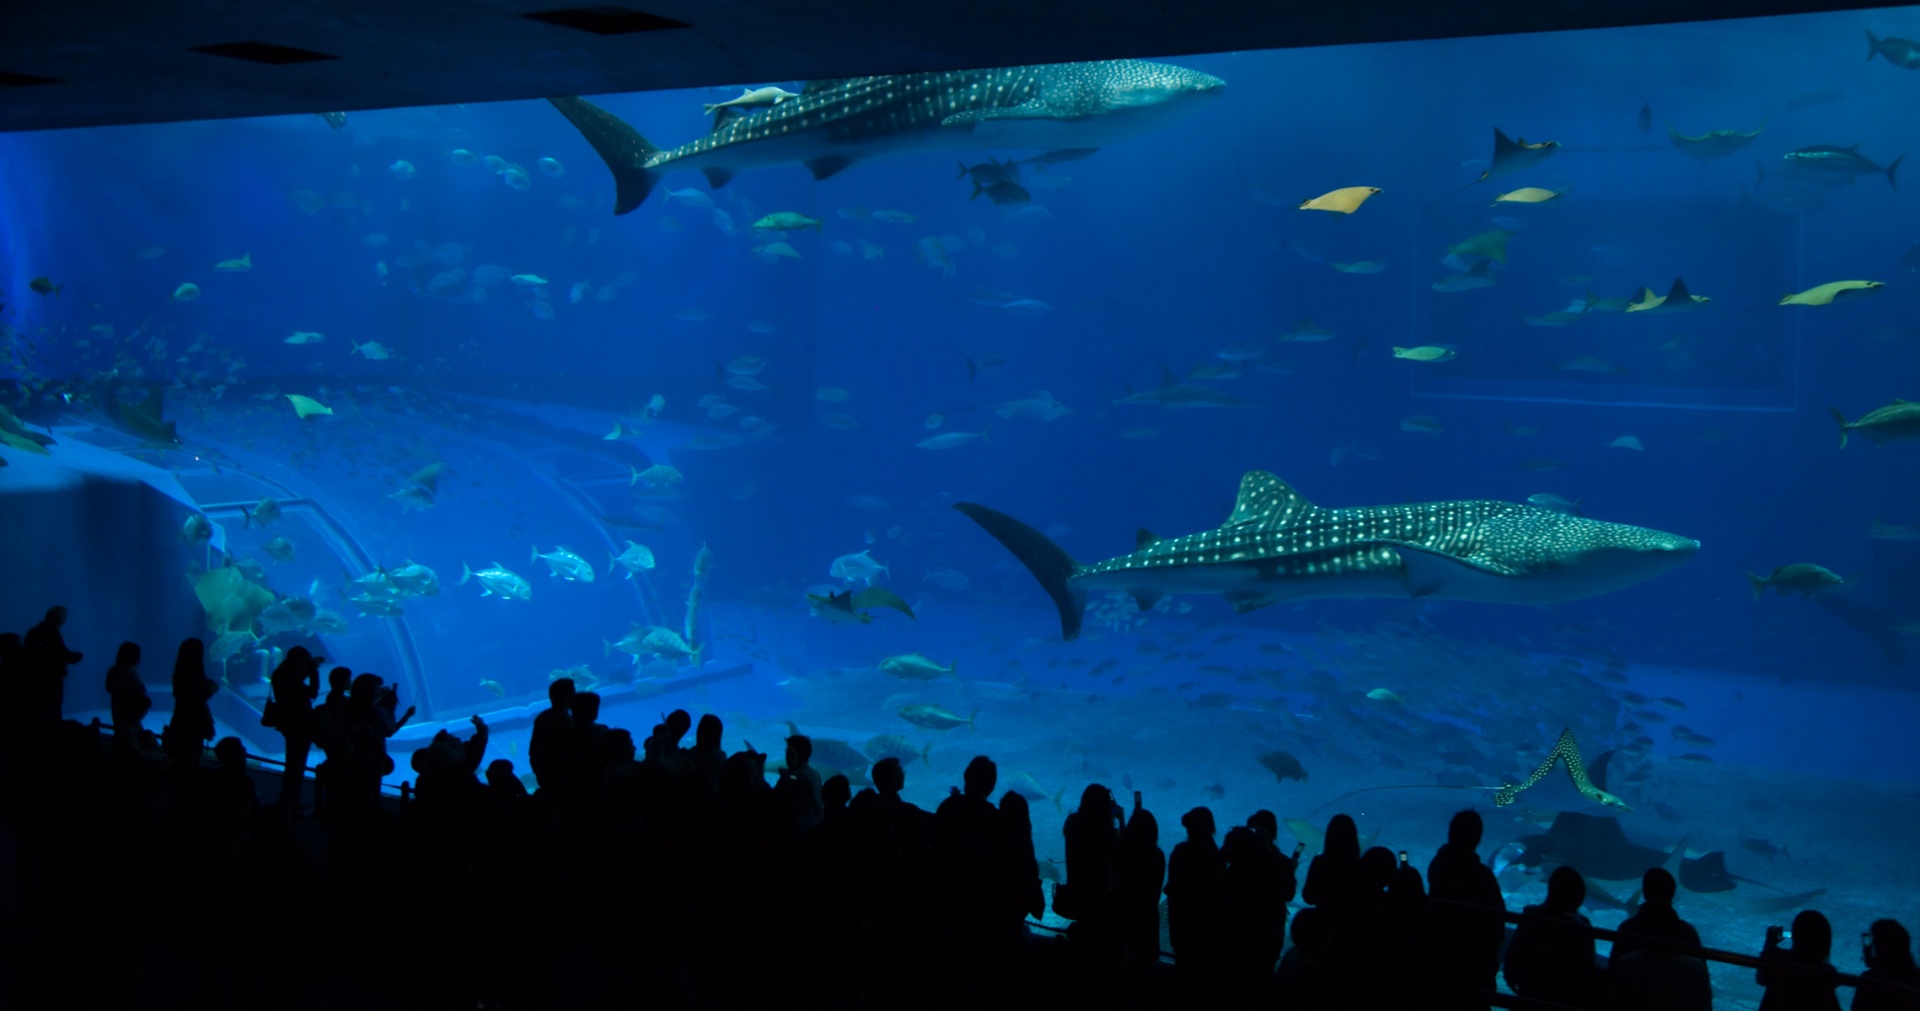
(1158, 364, 1178, 387)
(1667, 277, 1692, 302)
(1135, 528, 1160, 549)
(1224, 471, 1317, 529)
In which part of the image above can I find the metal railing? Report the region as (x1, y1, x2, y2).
(1019, 896, 1920, 1007)
(95, 720, 409, 798)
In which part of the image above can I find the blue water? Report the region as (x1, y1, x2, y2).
(5, 9, 1920, 997)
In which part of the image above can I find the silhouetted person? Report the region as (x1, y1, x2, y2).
(690, 712, 726, 792)
(1166, 806, 1227, 992)
(932, 756, 1006, 977)
(1114, 794, 1166, 965)
(24, 605, 82, 728)
(0, 631, 22, 757)
(1322, 846, 1414, 1004)
(1377, 853, 1431, 1004)
(999, 791, 1045, 945)
(1855, 920, 1920, 1011)
(1504, 865, 1603, 1009)
(163, 637, 216, 773)
(103, 642, 148, 759)
(1061, 783, 1122, 946)
(207, 735, 259, 828)
(821, 772, 851, 820)
(1241, 810, 1298, 972)
(773, 733, 823, 830)
(412, 715, 489, 819)
(529, 677, 575, 791)
(1275, 893, 1335, 1005)
(1295, 813, 1363, 954)
(485, 757, 528, 798)
(854, 754, 932, 922)
(268, 646, 321, 811)
(336, 673, 413, 807)
(664, 708, 693, 755)
(1609, 866, 1710, 1010)
(570, 690, 607, 785)
(1425, 809, 1506, 1010)
(1757, 910, 1842, 1011)
(1220, 825, 1283, 997)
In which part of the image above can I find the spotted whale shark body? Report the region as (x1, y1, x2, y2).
(955, 471, 1699, 640)
(551, 60, 1226, 214)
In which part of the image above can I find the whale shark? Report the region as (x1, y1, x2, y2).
(955, 471, 1698, 639)
(550, 60, 1226, 214)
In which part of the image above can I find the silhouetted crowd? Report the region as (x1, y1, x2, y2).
(3, 606, 1920, 1010)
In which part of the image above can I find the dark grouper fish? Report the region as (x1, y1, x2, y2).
(549, 60, 1226, 214)
(957, 471, 1699, 640)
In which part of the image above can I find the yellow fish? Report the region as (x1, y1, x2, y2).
(479, 679, 505, 697)
(1298, 186, 1382, 214)
(1493, 187, 1561, 205)
(1626, 277, 1709, 313)
(213, 253, 252, 272)
(286, 394, 333, 419)
(1365, 688, 1405, 703)
(1779, 280, 1884, 306)
(1392, 345, 1457, 362)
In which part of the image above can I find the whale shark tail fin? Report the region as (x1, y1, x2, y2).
(954, 502, 1086, 640)
(549, 96, 661, 215)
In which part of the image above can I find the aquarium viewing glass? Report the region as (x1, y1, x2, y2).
(3, 8, 1918, 999)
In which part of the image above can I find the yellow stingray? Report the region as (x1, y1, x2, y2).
(1780, 280, 1884, 306)
(1627, 277, 1710, 313)
(1299, 186, 1382, 214)
(1493, 186, 1562, 205)
(191, 567, 275, 633)
(1446, 229, 1513, 264)
(1482, 128, 1559, 180)
(1668, 121, 1764, 161)
(287, 394, 333, 419)
(0, 406, 52, 455)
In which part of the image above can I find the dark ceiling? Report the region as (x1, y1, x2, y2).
(1, 0, 1906, 133)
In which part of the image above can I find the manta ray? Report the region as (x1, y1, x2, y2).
(956, 471, 1699, 640)
(551, 60, 1226, 214)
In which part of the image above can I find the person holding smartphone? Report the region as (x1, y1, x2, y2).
(1113, 790, 1166, 965)
(1060, 784, 1123, 947)
(1755, 910, 1841, 1011)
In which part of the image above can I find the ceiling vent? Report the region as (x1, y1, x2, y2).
(522, 6, 690, 35)
(189, 42, 337, 65)
(0, 70, 61, 86)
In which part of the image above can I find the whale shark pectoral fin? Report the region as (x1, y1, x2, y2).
(1224, 591, 1283, 614)
(1390, 543, 1527, 598)
(1130, 590, 1163, 612)
(941, 99, 1055, 126)
(804, 156, 857, 181)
